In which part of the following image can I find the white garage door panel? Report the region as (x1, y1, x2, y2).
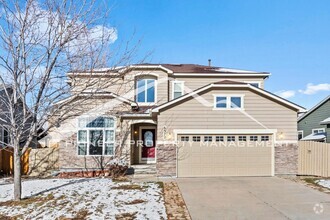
(177, 134, 273, 177)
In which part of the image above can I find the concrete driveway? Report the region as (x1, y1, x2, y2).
(176, 177, 330, 220)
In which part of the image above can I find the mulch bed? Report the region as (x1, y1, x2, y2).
(163, 182, 191, 220)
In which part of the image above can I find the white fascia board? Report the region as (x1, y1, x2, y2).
(173, 73, 271, 77)
(152, 83, 305, 113)
(247, 85, 306, 112)
(173, 129, 278, 135)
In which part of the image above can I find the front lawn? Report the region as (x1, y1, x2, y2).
(0, 178, 166, 219)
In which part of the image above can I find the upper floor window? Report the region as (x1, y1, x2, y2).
(172, 81, 184, 99)
(312, 128, 325, 134)
(77, 116, 115, 156)
(136, 79, 156, 104)
(214, 95, 244, 110)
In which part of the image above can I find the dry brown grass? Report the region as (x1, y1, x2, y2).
(0, 193, 55, 208)
(73, 209, 91, 219)
(111, 184, 146, 191)
(112, 176, 130, 182)
(0, 214, 14, 220)
(124, 199, 146, 205)
(115, 211, 138, 220)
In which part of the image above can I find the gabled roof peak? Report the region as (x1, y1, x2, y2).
(298, 95, 330, 122)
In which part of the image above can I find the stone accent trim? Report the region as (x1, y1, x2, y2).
(156, 144, 176, 177)
(275, 142, 298, 175)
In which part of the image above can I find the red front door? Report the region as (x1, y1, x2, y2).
(141, 129, 156, 159)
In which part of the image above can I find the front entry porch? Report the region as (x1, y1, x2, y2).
(131, 122, 157, 165)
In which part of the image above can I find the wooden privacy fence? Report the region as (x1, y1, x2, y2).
(0, 148, 30, 176)
(298, 141, 330, 177)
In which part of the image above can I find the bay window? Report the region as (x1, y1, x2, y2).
(77, 116, 115, 156)
(136, 78, 156, 104)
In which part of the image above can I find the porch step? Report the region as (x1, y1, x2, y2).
(131, 164, 157, 175)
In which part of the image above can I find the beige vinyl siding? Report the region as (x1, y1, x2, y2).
(71, 77, 129, 94)
(157, 88, 298, 141)
(71, 70, 169, 105)
(168, 76, 265, 100)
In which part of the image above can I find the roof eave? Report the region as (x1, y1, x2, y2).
(152, 83, 305, 113)
(298, 95, 330, 122)
(172, 73, 271, 77)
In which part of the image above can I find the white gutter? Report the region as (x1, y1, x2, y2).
(173, 73, 271, 77)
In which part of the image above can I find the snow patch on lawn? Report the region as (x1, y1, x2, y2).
(0, 178, 167, 219)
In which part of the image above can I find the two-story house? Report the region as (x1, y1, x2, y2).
(298, 95, 330, 143)
(51, 63, 306, 177)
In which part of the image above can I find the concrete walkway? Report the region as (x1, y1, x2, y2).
(176, 177, 330, 220)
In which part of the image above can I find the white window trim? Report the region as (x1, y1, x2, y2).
(213, 94, 245, 110)
(76, 116, 116, 157)
(298, 130, 304, 139)
(171, 80, 185, 100)
(312, 128, 325, 134)
(136, 78, 157, 106)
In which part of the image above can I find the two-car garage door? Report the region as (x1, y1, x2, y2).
(177, 134, 274, 177)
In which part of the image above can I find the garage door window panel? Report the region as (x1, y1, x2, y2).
(216, 136, 224, 142)
(261, 136, 270, 141)
(227, 136, 236, 142)
(204, 136, 212, 142)
(180, 136, 189, 142)
(193, 136, 201, 142)
(250, 136, 258, 141)
(239, 136, 247, 141)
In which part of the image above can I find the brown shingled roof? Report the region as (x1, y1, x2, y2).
(161, 64, 220, 73)
(136, 63, 268, 74)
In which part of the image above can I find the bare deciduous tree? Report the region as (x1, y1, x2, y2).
(0, 0, 140, 200)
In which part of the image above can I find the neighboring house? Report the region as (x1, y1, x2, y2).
(298, 95, 330, 143)
(0, 85, 38, 148)
(0, 85, 10, 148)
(49, 63, 306, 177)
